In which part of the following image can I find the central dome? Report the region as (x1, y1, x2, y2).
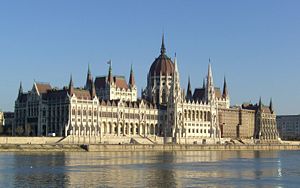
(149, 36, 174, 77)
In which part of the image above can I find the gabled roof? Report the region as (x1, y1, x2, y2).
(95, 75, 129, 89)
(73, 89, 92, 100)
(114, 76, 128, 89)
(35, 83, 52, 94)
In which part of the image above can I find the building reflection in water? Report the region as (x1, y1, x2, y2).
(0, 150, 288, 187)
(11, 152, 69, 187)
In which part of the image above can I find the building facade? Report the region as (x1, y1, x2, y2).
(242, 99, 280, 143)
(218, 107, 255, 139)
(277, 115, 300, 140)
(13, 36, 280, 143)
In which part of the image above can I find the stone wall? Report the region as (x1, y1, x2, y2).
(0, 137, 62, 144)
(218, 107, 255, 139)
(87, 143, 300, 152)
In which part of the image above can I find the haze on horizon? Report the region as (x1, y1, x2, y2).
(0, 0, 299, 115)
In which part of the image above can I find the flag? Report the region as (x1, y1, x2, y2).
(107, 60, 112, 66)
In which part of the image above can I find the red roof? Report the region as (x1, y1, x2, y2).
(95, 76, 129, 90)
(149, 54, 174, 77)
(35, 83, 52, 94)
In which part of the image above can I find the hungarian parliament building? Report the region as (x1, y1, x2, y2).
(14, 36, 280, 144)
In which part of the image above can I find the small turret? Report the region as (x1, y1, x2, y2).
(107, 60, 113, 84)
(222, 76, 229, 98)
(68, 75, 74, 96)
(205, 61, 215, 102)
(128, 64, 135, 87)
(186, 76, 192, 101)
(85, 64, 93, 90)
(269, 98, 273, 113)
(18, 81, 23, 98)
(258, 97, 262, 110)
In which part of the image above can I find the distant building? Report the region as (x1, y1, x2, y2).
(277, 115, 300, 140)
(242, 99, 280, 143)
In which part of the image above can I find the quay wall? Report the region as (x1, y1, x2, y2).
(0, 137, 63, 144)
(87, 144, 300, 152)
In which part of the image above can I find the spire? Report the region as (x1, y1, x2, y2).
(85, 64, 93, 90)
(160, 33, 166, 55)
(222, 76, 228, 98)
(129, 64, 135, 87)
(186, 76, 192, 100)
(88, 63, 91, 75)
(206, 62, 214, 87)
(174, 53, 178, 73)
(269, 98, 273, 113)
(68, 75, 74, 96)
(202, 78, 206, 89)
(205, 62, 215, 102)
(259, 97, 262, 110)
(18, 81, 23, 96)
(107, 60, 113, 84)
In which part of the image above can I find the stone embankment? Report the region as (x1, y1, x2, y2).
(0, 144, 86, 152)
(86, 143, 300, 152)
(1, 136, 300, 152)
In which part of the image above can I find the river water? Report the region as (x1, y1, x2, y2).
(0, 150, 299, 187)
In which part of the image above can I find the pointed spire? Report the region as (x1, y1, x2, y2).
(222, 76, 228, 98)
(207, 63, 214, 87)
(88, 63, 91, 75)
(107, 60, 113, 84)
(18, 81, 23, 99)
(174, 52, 178, 73)
(129, 64, 135, 87)
(269, 98, 273, 113)
(160, 33, 166, 55)
(186, 76, 192, 100)
(85, 64, 93, 90)
(259, 97, 262, 109)
(202, 78, 206, 89)
(68, 75, 74, 95)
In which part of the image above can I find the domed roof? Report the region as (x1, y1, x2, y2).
(149, 36, 174, 77)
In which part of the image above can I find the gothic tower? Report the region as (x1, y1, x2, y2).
(146, 34, 175, 105)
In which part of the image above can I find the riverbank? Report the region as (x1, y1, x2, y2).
(1, 143, 300, 152)
(0, 144, 86, 152)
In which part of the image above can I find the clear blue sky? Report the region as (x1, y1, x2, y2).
(0, 0, 299, 115)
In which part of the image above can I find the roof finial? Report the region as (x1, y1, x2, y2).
(129, 64, 135, 87)
(107, 60, 113, 84)
(222, 76, 228, 98)
(68, 74, 74, 95)
(269, 98, 273, 112)
(18, 81, 23, 97)
(88, 63, 91, 74)
(259, 97, 262, 109)
(186, 75, 192, 101)
(160, 33, 166, 54)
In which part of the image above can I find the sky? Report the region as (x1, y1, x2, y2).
(0, 0, 299, 115)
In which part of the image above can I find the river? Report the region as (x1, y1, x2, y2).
(0, 150, 299, 187)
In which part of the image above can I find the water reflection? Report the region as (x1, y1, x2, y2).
(0, 150, 298, 187)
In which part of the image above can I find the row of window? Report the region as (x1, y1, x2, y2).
(188, 128, 210, 134)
